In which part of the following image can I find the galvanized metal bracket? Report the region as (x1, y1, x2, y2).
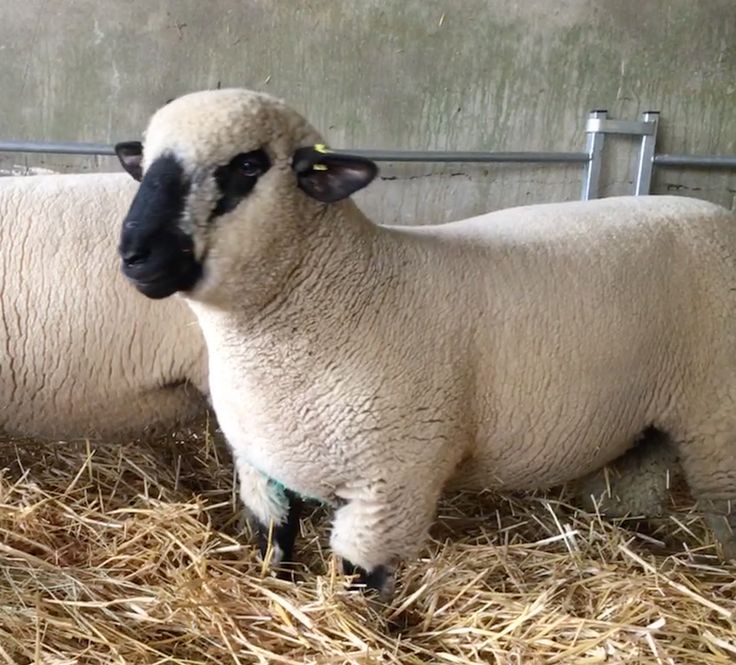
(580, 110, 660, 199)
(585, 117, 657, 136)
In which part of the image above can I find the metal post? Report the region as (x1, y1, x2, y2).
(634, 111, 659, 195)
(581, 110, 607, 201)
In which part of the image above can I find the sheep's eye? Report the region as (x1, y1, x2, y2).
(238, 157, 264, 177)
(211, 149, 271, 219)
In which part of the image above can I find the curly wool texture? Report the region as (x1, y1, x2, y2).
(139, 89, 736, 575)
(0, 173, 209, 440)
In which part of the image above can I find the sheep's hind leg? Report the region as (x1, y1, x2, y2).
(673, 421, 736, 561)
(234, 457, 303, 578)
(574, 427, 681, 517)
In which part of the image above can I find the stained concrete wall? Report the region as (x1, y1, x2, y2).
(1, 0, 734, 223)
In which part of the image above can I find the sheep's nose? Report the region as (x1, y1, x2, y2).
(121, 219, 152, 266)
(122, 245, 151, 267)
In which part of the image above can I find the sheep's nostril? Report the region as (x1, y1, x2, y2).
(122, 246, 151, 267)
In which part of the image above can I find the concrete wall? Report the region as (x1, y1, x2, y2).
(1, 0, 734, 223)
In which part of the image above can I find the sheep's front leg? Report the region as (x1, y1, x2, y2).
(330, 480, 443, 601)
(234, 457, 303, 577)
(255, 487, 303, 575)
(341, 559, 393, 596)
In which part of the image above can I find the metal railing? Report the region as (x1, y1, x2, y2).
(654, 154, 736, 168)
(0, 142, 589, 165)
(0, 141, 115, 156)
(1, 110, 735, 200)
(310, 148, 589, 165)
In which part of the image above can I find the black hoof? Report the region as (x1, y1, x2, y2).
(342, 559, 392, 597)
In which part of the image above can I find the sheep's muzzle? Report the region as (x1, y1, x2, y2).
(118, 154, 202, 299)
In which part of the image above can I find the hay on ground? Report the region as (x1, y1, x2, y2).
(0, 425, 734, 664)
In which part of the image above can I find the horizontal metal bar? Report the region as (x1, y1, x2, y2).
(4, 140, 736, 171)
(586, 118, 657, 136)
(0, 140, 588, 165)
(0, 140, 116, 155)
(653, 154, 736, 168)
(325, 148, 589, 164)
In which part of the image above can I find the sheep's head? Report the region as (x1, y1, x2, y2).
(115, 88, 378, 301)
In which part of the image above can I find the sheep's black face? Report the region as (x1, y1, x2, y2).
(118, 153, 202, 299)
(116, 142, 273, 300)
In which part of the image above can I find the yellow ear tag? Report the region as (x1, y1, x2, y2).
(313, 164, 328, 171)
(314, 143, 329, 154)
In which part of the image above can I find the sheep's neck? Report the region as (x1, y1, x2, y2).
(191, 201, 393, 362)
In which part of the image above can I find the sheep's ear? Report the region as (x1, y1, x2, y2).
(114, 141, 144, 181)
(292, 145, 378, 203)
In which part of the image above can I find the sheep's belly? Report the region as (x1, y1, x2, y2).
(460, 419, 647, 492)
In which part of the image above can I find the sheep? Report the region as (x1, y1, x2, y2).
(0, 172, 209, 441)
(0, 171, 297, 566)
(113, 88, 736, 598)
(0, 171, 668, 579)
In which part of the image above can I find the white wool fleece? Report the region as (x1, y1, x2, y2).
(138, 89, 736, 575)
(0, 173, 209, 440)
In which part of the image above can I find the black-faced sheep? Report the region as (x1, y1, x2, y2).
(113, 88, 736, 598)
(0, 170, 299, 566)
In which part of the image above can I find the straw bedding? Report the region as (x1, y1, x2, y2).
(1, 420, 734, 664)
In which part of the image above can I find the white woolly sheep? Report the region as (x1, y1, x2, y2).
(0, 172, 209, 440)
(113, 88, 736, 598)
(0, 171, 669, 580)
(0, 170, 294, 565)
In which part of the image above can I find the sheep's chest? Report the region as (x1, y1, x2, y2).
(208, 369, 345, 503)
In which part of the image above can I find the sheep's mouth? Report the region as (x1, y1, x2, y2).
(127, 262, 202, 300)
(121, 241, 202, 299)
